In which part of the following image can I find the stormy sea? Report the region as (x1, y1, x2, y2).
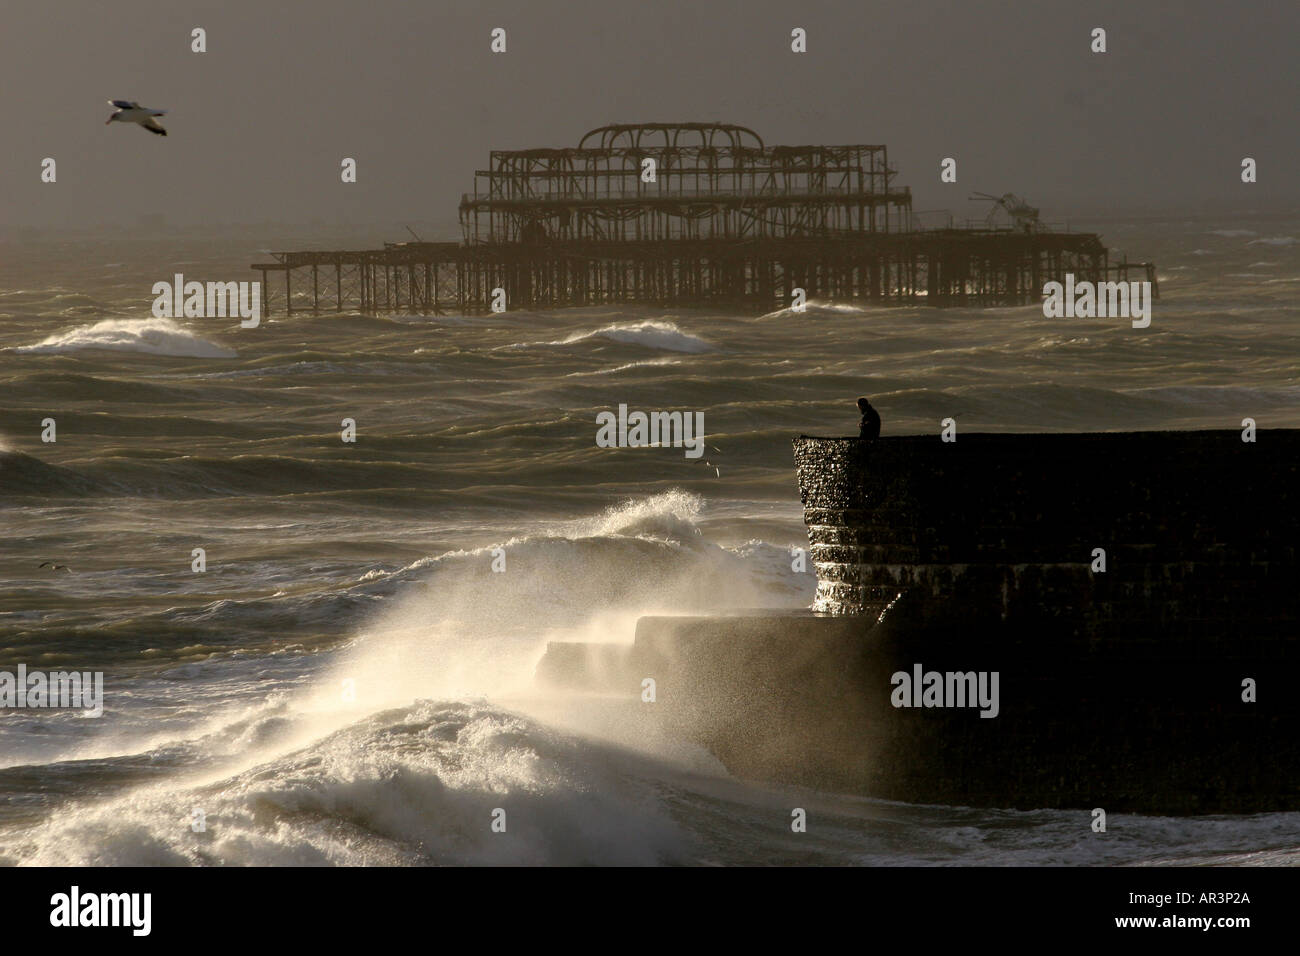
(2, 215, 1298, 866)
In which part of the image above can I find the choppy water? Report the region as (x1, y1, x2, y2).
(1, 218, 1298, 865)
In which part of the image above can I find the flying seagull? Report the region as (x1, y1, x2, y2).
(106, 100, 167, 136)
(38, 561, 74, 572)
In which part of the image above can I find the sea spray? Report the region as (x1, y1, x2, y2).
(312, 491, 809, 713)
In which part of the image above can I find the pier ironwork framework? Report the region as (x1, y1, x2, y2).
(252, 123, 1156, 315)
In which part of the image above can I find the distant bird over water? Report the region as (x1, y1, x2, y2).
(105, 100, 168, 136)
(38, 561, 73, 572)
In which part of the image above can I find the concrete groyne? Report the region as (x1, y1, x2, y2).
(536, 431, 1299, 812)
(788, 432, 1299, 812)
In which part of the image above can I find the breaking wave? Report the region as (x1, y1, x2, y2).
(12, 318, 236, 358)
(514, 320, 713, 353)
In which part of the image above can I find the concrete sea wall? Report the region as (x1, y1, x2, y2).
(789, 431, 1298, 812)
(536, 431, 1299, 812)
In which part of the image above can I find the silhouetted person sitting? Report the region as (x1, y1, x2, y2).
(857, 397, 881, 440)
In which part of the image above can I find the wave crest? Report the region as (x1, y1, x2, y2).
(512, 320, 713, 353)
(12, 318, 236, 358)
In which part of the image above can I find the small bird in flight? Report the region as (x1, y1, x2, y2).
(38, 561, 74, 572)
(106, 100, 168, 136)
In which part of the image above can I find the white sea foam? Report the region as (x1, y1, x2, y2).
(761, 299, 878, 319)
(512, 320, 713, 353)
(564, 356, 683, 377)
(12, 317, 236, 358)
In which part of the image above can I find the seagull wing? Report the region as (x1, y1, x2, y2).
(141, 117, 168, 136)
(109, 99, 136, 109)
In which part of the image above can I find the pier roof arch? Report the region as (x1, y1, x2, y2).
(578, 123, 765, 151)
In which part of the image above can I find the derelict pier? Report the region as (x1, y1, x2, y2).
(252, 123, 1157, 316)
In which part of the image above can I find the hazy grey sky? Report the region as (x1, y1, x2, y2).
(3, 0, 1297, 231)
